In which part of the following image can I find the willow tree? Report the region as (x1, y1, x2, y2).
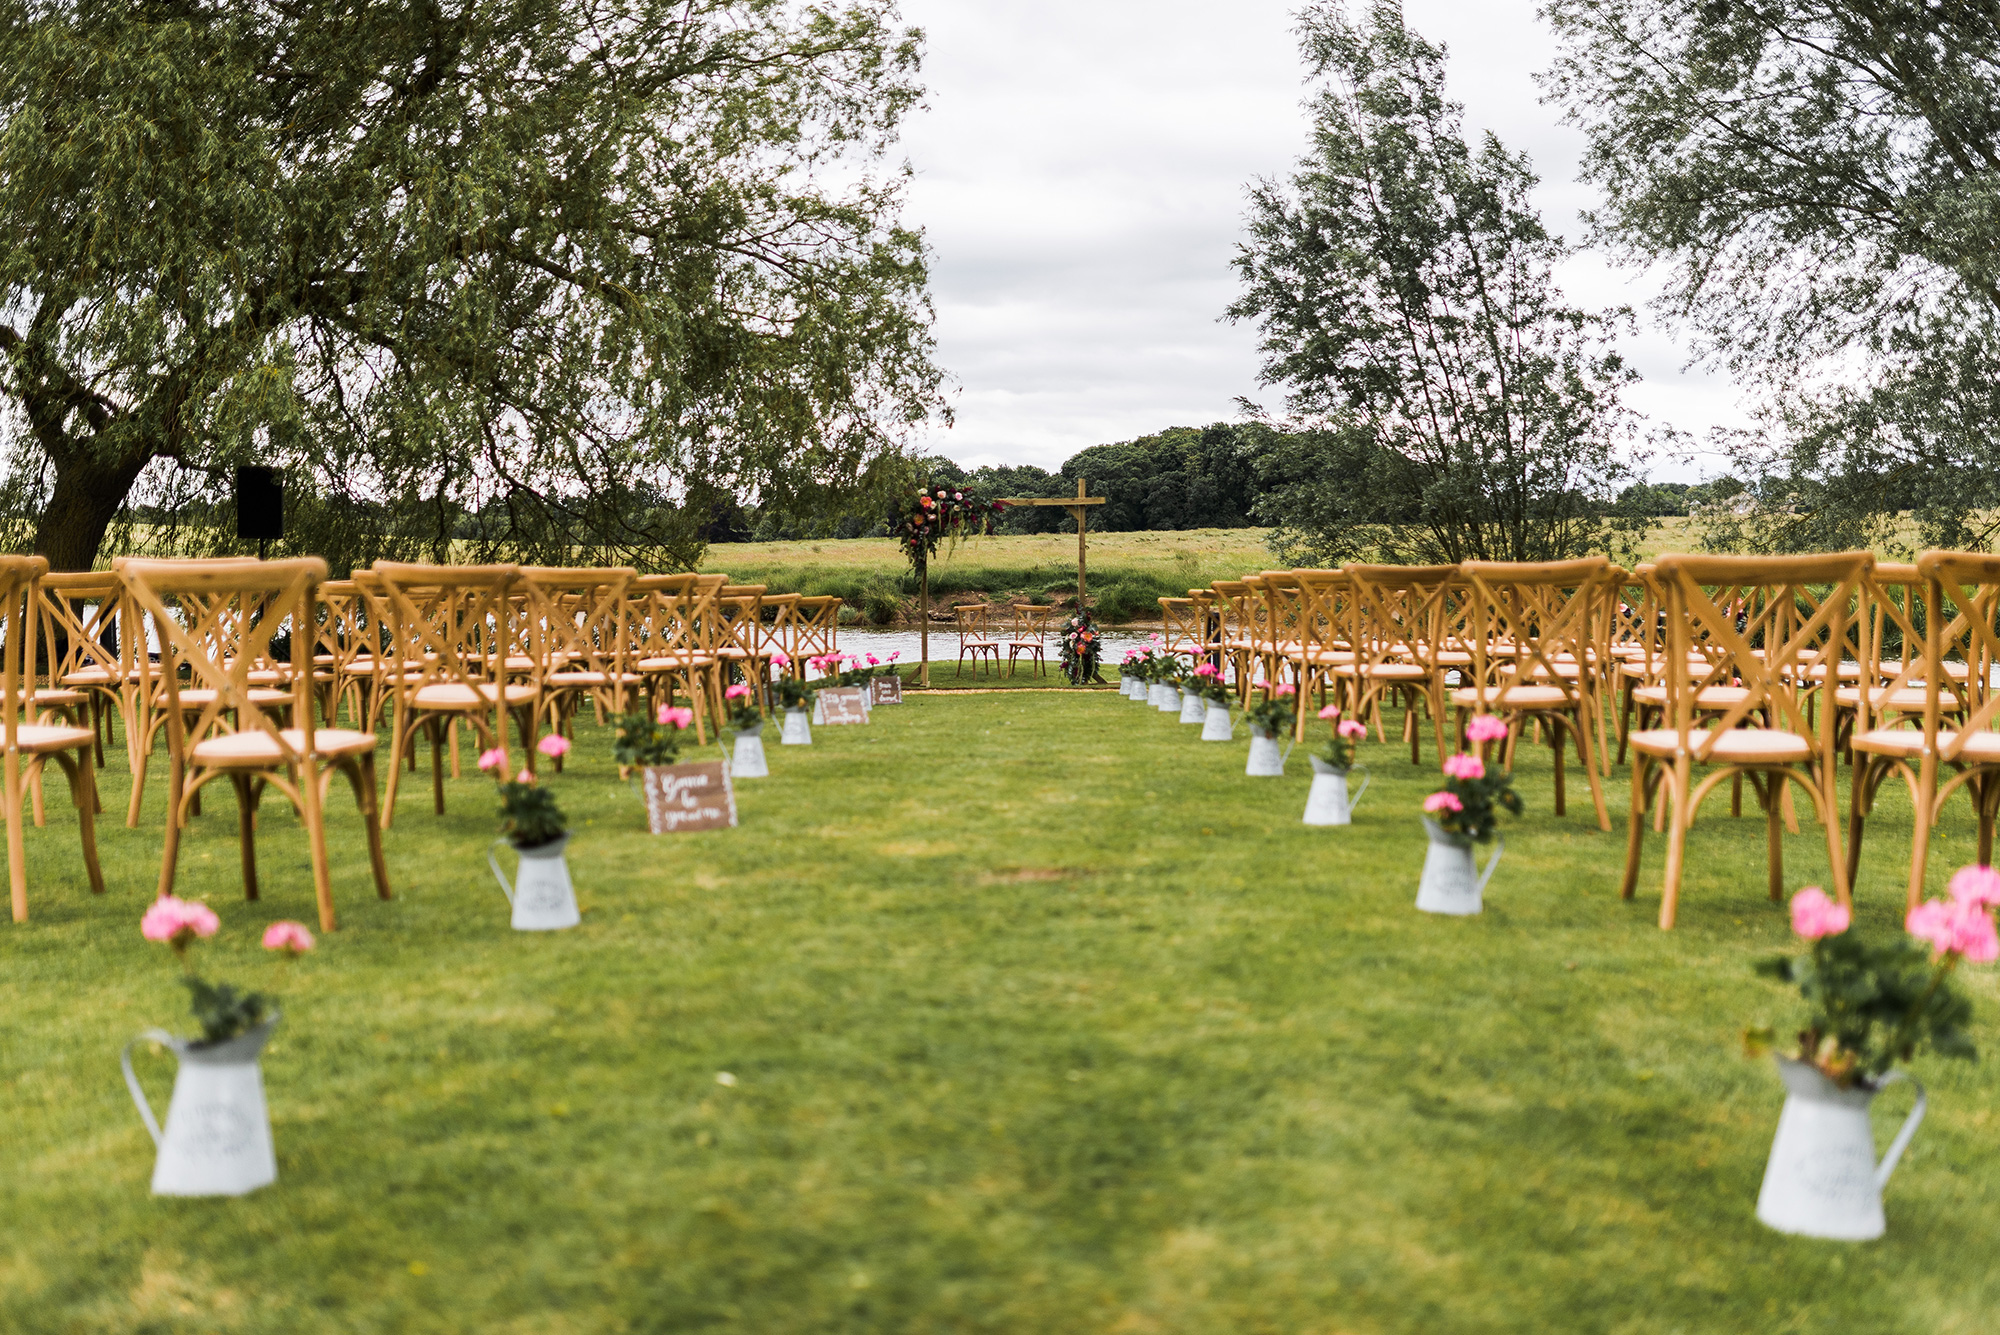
(0, 0, 945, 571)
(1229, 1, 1642, 567)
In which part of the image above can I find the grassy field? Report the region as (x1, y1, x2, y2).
(4, 683, 1998, 1333)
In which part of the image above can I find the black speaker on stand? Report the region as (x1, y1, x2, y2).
(235, 466, 283, 559)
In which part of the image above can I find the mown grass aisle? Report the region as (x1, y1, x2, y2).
(4, 690, 1996, 1333)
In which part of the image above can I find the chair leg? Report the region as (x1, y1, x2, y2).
(1658, 754, 1694, 929)
(69, 750, 104, 896)
(157, 779, 186, 902)
(300, 761, 337, 934)
(1573, 710, 1612, 833)
(1817, 768, 1852, 908)
(1551, 719, 1567, 817)
(1763, 774, 1784, 903)
(1622, 754, 1650, 901)
(1844, 757, 1869, 892)
(429, 718, 446, 815)
(5, 750, 25, 923)
(227, 772, 261, 900)
(1906, 754, 1939, 912)
(348, 753, 392, 901)
(380, 709, 408, 830)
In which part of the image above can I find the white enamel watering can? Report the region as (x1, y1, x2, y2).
(732, 723, 769, 778)
(1246, 725, 1293, 777)
(1151, 682, 1178, 712)
(489, 833, 580, 930)
(1200, 700, 1233, 741)
(1304, 758, 1369, 825)
(1177, 688, 1205, 724)
(1755, 1057, 1926, 1240)
(1415, 816, 1502, 915)
(781, 706, 813, 745)
(121, 1017, 279, 1196)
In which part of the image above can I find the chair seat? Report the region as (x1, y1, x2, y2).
(1432, 650, 1475, 666)
(1852, 728, 2000, 762)
(1831, 686, 1956, 711)
(173, 688, 292, 708)
(1330, 662, 1428, 681)
(191, 727, 378, 766)
(32, 689, 89, 707)
(546, 671, 644, 686)
(12, 723, 95, 753)
(1628, 728, 1812, 763)
(1008, 640, 1046, 651)
(411, 682, 539, 709)
(1449, 684, 1573, 709)
(636, 655, 718, 671)
(1630, 684, 1752, 709)
(62, 667, 139, 686)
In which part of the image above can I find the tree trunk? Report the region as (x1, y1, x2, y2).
(33, 448, 153, 571)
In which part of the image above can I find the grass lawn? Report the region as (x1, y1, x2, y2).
(4, 683, 1998, 1333)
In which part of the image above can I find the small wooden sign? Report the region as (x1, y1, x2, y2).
(871, 675, 903, 705)
(819, 686, 871, 725)
(641, 761, 737, 833)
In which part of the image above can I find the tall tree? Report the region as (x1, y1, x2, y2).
(0, 0, 944, 571)
(1544, 0, 2000, 550)
(1229, 1, 1642, 566)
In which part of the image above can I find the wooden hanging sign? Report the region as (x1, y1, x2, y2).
(818, 686, 871, 724)
(640, 761, 738, 833)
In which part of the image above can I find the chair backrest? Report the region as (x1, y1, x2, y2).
(954, 603, 992, 647)
(519, 567, 636, 682)
(1341, 564, 1462, 670)
(717, 585, 768, 662)
(0, 557, 47, 751)
(116, 556, 327, 763)
(629, 574, 702, 664)
(1211, 580, 1253, 648)
(792, 594, 840, 662)
(1651, 551, 1874, 762)
(1458, 558, 1613, 707)
(1292, 569, 1351, 664)
(1009, 603, 1059, 641)
(1159, 597, 1201, 656)
(370, 561, 522, 703)
(36, 570, 129, 693)
(1914, 551, 2000, 761)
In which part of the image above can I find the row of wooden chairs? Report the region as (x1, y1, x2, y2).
(952, 602, 1060, 678)
(8, 558, 844, 931)
(1165, 552, 2000, 931)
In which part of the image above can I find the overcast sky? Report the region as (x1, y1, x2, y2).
(894, 0, 1743, 483)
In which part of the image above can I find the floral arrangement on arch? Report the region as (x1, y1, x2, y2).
(892, 483, 1008, 569)
(1422, 714, 1520, 842)
(1060, 611, 1103, 684)
(1243, 683, 1297, 735)
(1317, 705, 1368, 772)
(1745, 869, 1995, 1088)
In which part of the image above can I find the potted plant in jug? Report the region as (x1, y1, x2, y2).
(724, 683, 768, 778)
(1242, 684, 1295, 776)
(121, 898, 315, 1197)
(481, 737, 579, 931)
(1741, 871, 1992, 1240)
(1304, 706, 1371, 826)
(1174, 666, 1206, 724)
(771, 670, 818, 745)
(1415, 714, 1518, 915)
(1190, 661, 1233, 739)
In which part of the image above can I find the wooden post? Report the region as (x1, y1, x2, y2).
(1074, 477, 1088, 609)
(918, 559, 931, 689)
(998, 477, 1105, 617)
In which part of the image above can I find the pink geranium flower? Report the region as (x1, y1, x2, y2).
(725, 683, 752, 701)
(1423, 791, 1464, 814)
(1318, 705, 1341, 720)
(141, 896, 220, 955)
(1337, 720, 1367, 739)
(1194, 662, 1219, 678)
(537, 734, 571, 758)
(1441, 753, 1485, 780)
(867, 655, 880, 666)
(1949, 864, 2000, 909)
(514, 769, 534, 785)
(1465, 715, 1509, 744)
(658, 706, 695, 730)
(477, 747, 507, 773)
(770, 652, 790, 668)
(1271, 684, 1295, 698)
(262, 921, 315, 956)
(1789, 887, 1850, 940)
(1909, 897, 2000, 962)
(887, 651, 901, 662)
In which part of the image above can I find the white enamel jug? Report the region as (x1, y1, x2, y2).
(489, 833, 580, 931)
(122, 1017, 279, 1196)
(1120, 676, 1138, 699)
(1304, 758, 1369, 825)
(1151, 682, 1177, 711)
(732, 724, 769, 778)
(1200, 700, 1233, 740)
(1246, 725, 1292, 777)
(1756, 1057, 1926, 1240)
(1415, 817, 1501, 915)
(781, 706, 813, 745)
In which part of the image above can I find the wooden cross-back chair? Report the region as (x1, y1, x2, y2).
(373, 562, 539, 826)
(1620, 551, 1872, 929)
(117, 556, 388, 932)
(715, 585, 772, 701)
(1331, 565, 1460, 765)
(1158, 596, 1204, 669)
(952, 603, 998, 678)
(34, 571, 136, 784)
(1826, 563, 1928, 756)
(633, 573, 725, 741)
(521, 567, 638, 754)
(1005, 603, 1059, 677)
(1238, 575, 1281, 698)
(1210, 580, 1257, 702)
(1847, 552, 2000, 909)
(1454, 558, 1615, 831)
(2, 557, 105, 922)
(1290, 569, 1358, 736)
(1187, 588, 1226, 671)
(792, 595, 842, 669)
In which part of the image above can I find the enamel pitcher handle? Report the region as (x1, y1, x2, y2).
(121, 1028, 178, 1146)
(1348, 764, 1370, 810)
(487, 839, 516, 905)
(1872, 1071, 1927, 1189)
(1475, 835, 1504, 894)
